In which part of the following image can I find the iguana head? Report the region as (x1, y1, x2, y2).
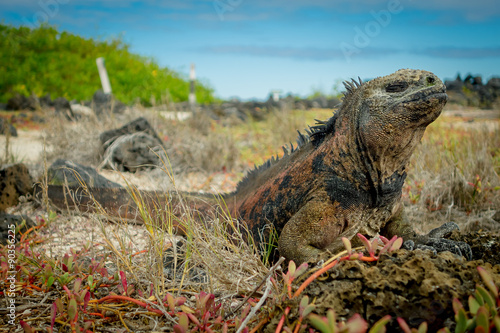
(341, 69, 447, 177)
(358, 69, 445, 150)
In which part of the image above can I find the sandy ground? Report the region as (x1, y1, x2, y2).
(0, 129, 46, 164)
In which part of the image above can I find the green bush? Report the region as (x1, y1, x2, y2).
(0, 24, 216, 105)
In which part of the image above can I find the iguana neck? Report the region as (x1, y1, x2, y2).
(328, 101, 407, 208)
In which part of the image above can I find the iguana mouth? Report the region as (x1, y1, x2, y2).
(404, 85, 447, 104)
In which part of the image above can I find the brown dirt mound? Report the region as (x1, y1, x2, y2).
(263, 231, 500, 332)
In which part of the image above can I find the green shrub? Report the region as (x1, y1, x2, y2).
(0, 24, 216, 105)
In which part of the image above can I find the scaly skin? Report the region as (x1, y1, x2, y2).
(38, 69, 472, 264)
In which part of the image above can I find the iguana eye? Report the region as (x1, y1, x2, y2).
(385, 82, 408, 93)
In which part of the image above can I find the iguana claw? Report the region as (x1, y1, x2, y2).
(404, 222, 472, 260)
(423, 237, 472, 261)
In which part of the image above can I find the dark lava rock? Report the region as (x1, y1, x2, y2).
(264, 245, 500, 332)
(101, 132, 164, 172)
(39, 93, 54, 108)
(311, 96, 328, 108)
(99, 117, 163, 148)
(53, 97, 75, 120)
(100, 117, 165, 172)
(0, 212, 35, 244)
(487, 77, 500, 90)
(327, 97, 341, 109)
(6, 94, 38, 111)
(0, 118, 17, 137)
(47, 159, 121, 188)
(221, 106, 248, 121)
(92, 90, 126, 115)
(0, 163, 33, 212)
(445, 74, 500, 108)
(0, 212, 35, 245)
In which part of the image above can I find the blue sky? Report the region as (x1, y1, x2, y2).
(2, 0, 500, 99)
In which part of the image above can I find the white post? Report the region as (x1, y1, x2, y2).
(271, 90, 281, 102)
(189, 63, 196, 109)
(96, 57, 112, 94)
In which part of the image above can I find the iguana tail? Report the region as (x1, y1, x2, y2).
(33, 185, 216, 235)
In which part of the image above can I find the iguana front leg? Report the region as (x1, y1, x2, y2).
(382, 208, 472, 260)
(278, 199, 345, 264)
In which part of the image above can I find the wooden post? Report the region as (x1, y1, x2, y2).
(96, 57, 112, 94)
(189, 63, 196, 110)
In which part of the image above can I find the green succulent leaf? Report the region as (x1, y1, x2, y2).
(68, 298, 78, 321)
(474, 289, 485, 306)
(357, 234, 372, 255)
(308, 313, 333, 333)
(178, 312, 189, 329)
(342, 237, 352, 255)
(293, 262, 309, 279)
(396, 317, 412, 333)
(288, 260, 296, 277)
(390, 237, 404, 252)
(73, 278, 82, 294)
(55, 298, 64, 313)
(468, 295, 480, 315)
(302, 304, 316, 319)
(454, 308, 468, 333)
(493, 315, 500, 331)
(345, 313, 368, 333)
(475, 306, 489, 331)
(452, 298, 464, 314)
(417, 321, 428, 333)
(166, 293, 175, 312)
(477, 266, 499, 297)
(476, 285, 495, 309)
(46, 276, 55, 290)
(327, 309, 336, 331)
(368, 315, 390, 333)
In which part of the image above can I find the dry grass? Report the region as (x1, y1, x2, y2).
(43, 107, 243, 175)
(158, 111, 241, 173)
(183, 195, 269, 294)
(43, 110, 137, 167)
(227, 107, 333, 169)
(405, 116, 500, 233)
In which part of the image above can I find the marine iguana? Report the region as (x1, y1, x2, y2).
(38, 69, 471, 264)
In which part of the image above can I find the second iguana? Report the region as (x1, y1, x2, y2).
(39, 69, 471, 264)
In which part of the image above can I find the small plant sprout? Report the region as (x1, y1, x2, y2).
(342, 237, 352, 255)
(397, 318, 428, 333)
(283, 260, 309, 298)
(309, 309, 371, 333)
(173, 312, 190, 333)
(293, 296, 315, 333)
